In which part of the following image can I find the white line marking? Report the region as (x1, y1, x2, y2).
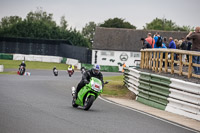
(99, 97, 199, 133)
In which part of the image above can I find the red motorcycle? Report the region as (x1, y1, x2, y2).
(18, 65, 25, 75)
(68, 67, 74, 77)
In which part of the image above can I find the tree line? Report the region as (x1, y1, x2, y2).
(0, 9, 193, 49)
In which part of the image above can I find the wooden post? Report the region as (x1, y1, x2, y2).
(149, 52, 152, 69)
(140, 51, 144, 69)
(171, 53, 174, 74)
(159, 52, 163, 73)
(152, 52, 156, 71)
(165, 52, 168, 73)
(144, 52, 146, 68)
(145, 51, 148, 68)
(188, 55, 192, 78)
(179, 54, 183, 76)
(155, 52, 159, 72)
(147, 51, 150, 69)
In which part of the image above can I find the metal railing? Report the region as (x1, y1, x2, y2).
(140, 49, 200, 78)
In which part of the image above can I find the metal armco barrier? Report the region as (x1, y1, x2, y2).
(124, 67, 200, 121)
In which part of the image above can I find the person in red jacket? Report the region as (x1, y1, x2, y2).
(146, 33, 155, 48)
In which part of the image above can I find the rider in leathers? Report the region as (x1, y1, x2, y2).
(75, 64, 103, 99)
(19, 61, 26, 71)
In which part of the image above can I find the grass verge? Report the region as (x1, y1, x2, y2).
(102, 75, 135, 99)
(0, 59, 69, 70)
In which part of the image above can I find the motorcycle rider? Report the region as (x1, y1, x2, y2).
(53, 66, 58, 76)
(19, 61, 26, 71)
(53, 66, 57, 72)
(75, 64, 103, 99)
(81, 67, 86, 74)
(68, 64, 74, 73)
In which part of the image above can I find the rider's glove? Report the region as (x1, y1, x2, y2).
(84, 80, 89, 84)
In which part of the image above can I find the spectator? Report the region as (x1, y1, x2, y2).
(180, 37, 187, 50)
(163, 37, 169, 48)
(122, 63, 126, 73)
(186, 26, 200, 75)
(159, 40, 167, 66)
(146, 33, 155, 48)
(186, 41, 192, 61)
(161, 43, 167, 48)
(169, 37, 177, 66)
(177, 40, 182, 49)
(153, 32, 160, 48)
(180, 37, 187, 63)
(169, 37, 176, 49)
(141, 38, 152, 49)
(174, 39, 179, 49)
(156, 38, 167, 49)
(187, 41, 192, 51)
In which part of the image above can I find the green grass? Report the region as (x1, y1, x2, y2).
(102, 75, 135, 99)
(0, 59, 69, 70)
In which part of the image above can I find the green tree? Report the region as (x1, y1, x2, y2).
(174, 25, 194, 32)
(0, 8, 90, 48)
(144, 18, 175, 31)
(144, 17, 193, 31)
(60, 16, 68, 30)
(100, 17, 136, 29)
(69, 29, 90, 48)
(0, 16, 22, 28)
(82, 21, 97, 46)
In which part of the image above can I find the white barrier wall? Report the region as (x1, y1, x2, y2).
(13, 54, 63, 63)
(13, 54, 82, 69)
(0, 65, 4, 72)
(124, 68, 200, 121)
(66, 58, 80, 69)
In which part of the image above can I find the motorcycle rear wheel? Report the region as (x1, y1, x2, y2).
(83, 95, 95, 110)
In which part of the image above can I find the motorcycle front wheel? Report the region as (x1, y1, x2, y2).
(20, 69, 24, 75)
(72, 97, 78, 108)
(83, 95, 95, 110)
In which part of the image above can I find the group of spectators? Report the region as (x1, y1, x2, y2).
(141, 32, 191, 50)
(140, 26, 200, 75)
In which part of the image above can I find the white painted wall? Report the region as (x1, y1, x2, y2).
(92, 50, 141, 71)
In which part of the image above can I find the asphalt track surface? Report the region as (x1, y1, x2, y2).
(0, 70, 197, 133)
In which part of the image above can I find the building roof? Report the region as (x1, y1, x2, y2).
(93, 27, 188, 52)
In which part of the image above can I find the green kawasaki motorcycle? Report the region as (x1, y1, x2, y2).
(72, 77, 108, 110)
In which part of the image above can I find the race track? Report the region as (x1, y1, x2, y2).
(0, 70, 196, 133)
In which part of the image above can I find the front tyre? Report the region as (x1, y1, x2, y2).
(20, 69, 24, 75)
(83, 95, 95, 110)
(72, 97, 78, 108)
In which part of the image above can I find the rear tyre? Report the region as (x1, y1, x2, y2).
(83, 95, 95, 110)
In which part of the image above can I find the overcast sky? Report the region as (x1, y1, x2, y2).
(0, 0, 199, 31)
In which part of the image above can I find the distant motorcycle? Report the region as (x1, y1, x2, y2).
(68, 67, 74, 77)
(53, 69, 58, 76)
(18, 65, 25, 75)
